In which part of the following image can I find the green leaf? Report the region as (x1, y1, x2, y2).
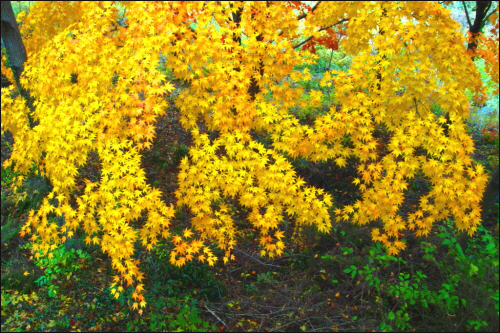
(455, 243, 465, 258)
(484, 242, 496, 251)
(469, 263, 478, 276)
(366, 274, 373, 281)
(344, 268, 352, 273)
(388, 312, 395, 320)
(442, 283, 452, 291)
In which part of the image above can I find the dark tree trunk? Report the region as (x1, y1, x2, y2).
(1, 1, 27, 89)
(1, 1, 35, 125)
(467, 1, 492, 52)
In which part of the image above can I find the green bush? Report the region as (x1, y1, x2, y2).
(19, 242, 91, 298)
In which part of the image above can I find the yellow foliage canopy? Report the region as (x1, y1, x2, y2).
(1, 1, 493, 310)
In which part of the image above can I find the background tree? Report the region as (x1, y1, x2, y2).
(1, 1, 495, 312)
(440, 1, 500, 248)
(459, 1, 499, 226)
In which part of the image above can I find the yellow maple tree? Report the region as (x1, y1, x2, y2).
(1, 1, 493, 310)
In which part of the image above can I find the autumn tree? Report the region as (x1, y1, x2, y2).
(460, 1, 499, 225)
(1, 1, 494, 311)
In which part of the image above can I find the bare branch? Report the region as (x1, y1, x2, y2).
(462, 1, 472, 29)
(233, 248, 283, 268)
(204, 304, 228, 328)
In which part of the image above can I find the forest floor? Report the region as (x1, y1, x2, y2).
(1, 72, 499, 332)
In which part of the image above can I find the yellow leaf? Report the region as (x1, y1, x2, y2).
(183, 229, 194, 238)
(173, 235, 183, 245)
(136, 284, 145, 293)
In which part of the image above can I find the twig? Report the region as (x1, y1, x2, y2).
(204, 304, 228, 328)
(93, 286, 105, 293)
(485, 3, 498, 23)
(208, 306, 292, 317)
(271, 253, 310, 260)
(297, 1, 322, 20)
(414, 97, 421, 117)
(233, 247, 283, 268)
(325, 48, 335, 72)
(229, 266, 246, 274)
(293, 18, 349, 49)
(308, 319, 358, 331)
(462, 1, 472, 29)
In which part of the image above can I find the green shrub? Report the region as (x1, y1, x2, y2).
(19, 242, 91, 298)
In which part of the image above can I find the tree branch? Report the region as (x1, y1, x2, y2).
(297, 1, 321, 20)
(204, 304, 228, 328)
(484, 1, 493, 17)
(293, 18, 349, 49)
(294, 35, 314, 50)
(462, 1, 472, 29)
(485, 3, 499, 22)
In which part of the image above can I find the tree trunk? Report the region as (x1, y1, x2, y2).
(1, 1, 35, 126)
(467, 1, 492, 52)
(1, 1, 27, 89)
